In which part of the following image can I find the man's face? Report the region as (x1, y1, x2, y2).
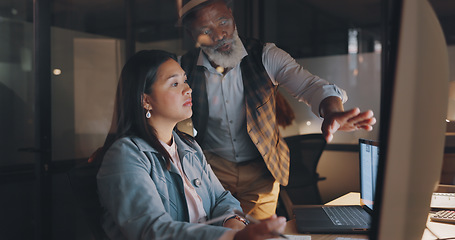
(189, 1, 236, 54)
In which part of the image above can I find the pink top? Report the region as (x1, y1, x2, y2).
(161, 138, 207, 223)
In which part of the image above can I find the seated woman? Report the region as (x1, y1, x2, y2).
(94, 50, 286, 240)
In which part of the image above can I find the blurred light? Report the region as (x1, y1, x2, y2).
(446, 119, 450, 123)
(11, 8, 18, 15)
(353, 69, 359, 76)
(358, 55, 364, 63)
(306, 121, 311, 126)
(374, 40, 382, 53)
(348, 29, 358, 54)
(53, 68, 62, 76)
(216, 66, 224, 74)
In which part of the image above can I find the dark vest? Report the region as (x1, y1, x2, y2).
(180, 37, 290, 186)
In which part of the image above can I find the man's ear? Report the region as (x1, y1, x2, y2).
(142, 93, 152, 111)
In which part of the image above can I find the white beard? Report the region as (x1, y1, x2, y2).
(200, 29, 244, 69)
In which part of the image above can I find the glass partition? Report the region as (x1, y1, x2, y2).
(51, 28, 126, 160)
(0, 2, 34, 167)
(50, 0, 186, 161)
(0, 1, 35, 239)
(50, 0, 129, 161)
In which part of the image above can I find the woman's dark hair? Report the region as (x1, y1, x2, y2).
(91, 50, 178, 169)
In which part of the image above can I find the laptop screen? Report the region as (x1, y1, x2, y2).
(359, 139, 380, 211)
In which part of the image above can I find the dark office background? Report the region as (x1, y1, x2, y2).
(0, 0, 454, 239)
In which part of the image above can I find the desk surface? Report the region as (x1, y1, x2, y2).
(283, 192, 455, 240)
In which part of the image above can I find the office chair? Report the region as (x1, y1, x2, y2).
(67, 160, 109, 240)
(278, 133, 327, 220)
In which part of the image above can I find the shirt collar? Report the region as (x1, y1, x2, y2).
(160, 137, 177, 157)
(132, 131, 195, 155)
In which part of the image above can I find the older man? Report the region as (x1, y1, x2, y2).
(178, 0, 376, 220)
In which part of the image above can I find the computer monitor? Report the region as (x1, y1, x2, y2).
(370, 0, 450, 239)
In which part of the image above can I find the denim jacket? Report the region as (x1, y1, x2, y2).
(97, 131, 242, 239)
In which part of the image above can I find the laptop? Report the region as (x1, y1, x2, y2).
(293, 138, 379, 234)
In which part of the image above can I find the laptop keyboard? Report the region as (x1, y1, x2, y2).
(322, 206, 369, 226)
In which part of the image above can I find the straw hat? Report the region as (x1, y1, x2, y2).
(177, 0, 229, 26)
(178, 0, 211, 19)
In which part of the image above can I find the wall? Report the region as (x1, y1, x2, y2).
(279, 51, 382, 143)
(318, 151, 360, 203)
(51, 27, 125, 160)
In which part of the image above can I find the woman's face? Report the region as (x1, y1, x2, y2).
(146, 58, 192, 125)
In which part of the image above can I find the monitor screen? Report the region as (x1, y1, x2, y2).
(359, 139, 380, 211)
(370, 0, 450, 239)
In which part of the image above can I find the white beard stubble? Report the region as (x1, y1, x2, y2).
(200, 29, 244, 69)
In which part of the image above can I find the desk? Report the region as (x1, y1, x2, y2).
(284, 192, 455, 240)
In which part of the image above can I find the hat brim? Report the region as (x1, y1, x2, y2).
(176, 0, 210, 26)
